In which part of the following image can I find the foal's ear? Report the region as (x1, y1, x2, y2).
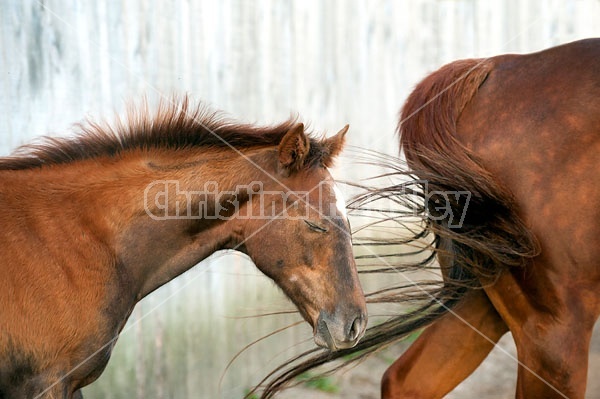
(322, 124, 349, 167)
(278, 123, 310, 175)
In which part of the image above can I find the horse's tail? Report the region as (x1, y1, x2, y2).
(398, 58, 539, 275)
(254, 59, 539, 399)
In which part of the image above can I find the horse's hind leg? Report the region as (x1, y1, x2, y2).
(513, 324, 592, 399)
(485, 272, 597, 399)
(510, 309, 594, 399)
(381, 290, 508, 398)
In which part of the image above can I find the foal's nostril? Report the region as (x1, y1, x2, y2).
(348, 315, 365, 342)
(314, 311, 366, 350)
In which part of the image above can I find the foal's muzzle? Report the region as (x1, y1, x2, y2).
(314, 309, 367, 350)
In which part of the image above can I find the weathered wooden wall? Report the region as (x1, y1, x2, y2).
(1, 1, 599, 398)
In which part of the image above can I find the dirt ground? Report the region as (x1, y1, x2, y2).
(279, 322, 600, 399)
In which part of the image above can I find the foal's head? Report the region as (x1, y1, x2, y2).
(240, 124, 366, 350)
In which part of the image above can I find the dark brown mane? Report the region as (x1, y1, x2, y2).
(0, 97, 319, 170)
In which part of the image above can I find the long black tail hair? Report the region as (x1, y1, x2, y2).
(253, 58, 539, 399)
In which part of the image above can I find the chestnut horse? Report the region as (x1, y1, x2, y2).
(0, 99, 367, 398)
(259, 39, 599, 398)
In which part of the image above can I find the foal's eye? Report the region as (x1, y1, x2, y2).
(304, 220, 328, 233)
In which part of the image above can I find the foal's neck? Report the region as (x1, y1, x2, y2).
(18, 147, 268, 300)
(106, 148, 268, 299)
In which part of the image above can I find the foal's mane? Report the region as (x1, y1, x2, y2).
(0, 97, 316, 170)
